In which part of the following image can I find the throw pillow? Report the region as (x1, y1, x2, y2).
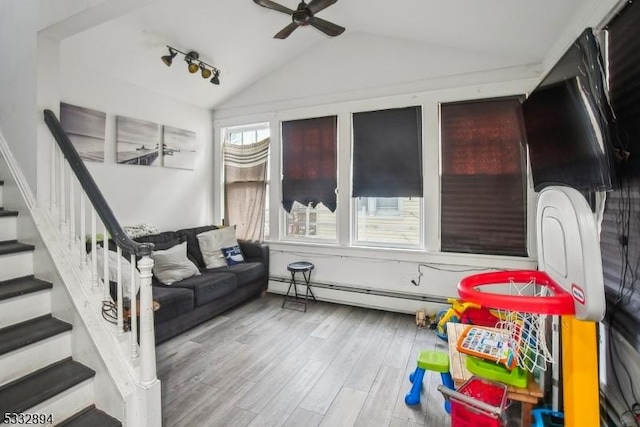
(151, 241, 200, 285)
(94, 247, 140, 300)
(196, 227, 239, 269)
(221, 245, 245, 266)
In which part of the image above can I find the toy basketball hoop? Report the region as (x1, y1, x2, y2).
(458, 270, 575, 372)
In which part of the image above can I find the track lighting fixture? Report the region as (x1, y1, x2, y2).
(210, 70, 220, 85)
(161, 46, 221, 85)
(161, 48, 177, 66)
(200, 63, 212, 79)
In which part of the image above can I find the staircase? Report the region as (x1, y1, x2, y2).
(0, 181, 121, 426)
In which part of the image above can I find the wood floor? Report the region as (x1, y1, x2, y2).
(156, 294, 453, 427)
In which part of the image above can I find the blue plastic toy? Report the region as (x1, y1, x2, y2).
(532, 408, 564, 426)
(405, 350, 454, 413)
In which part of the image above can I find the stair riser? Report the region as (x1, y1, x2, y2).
(0, 216, 17, 241)
(27, 379, 94, 427)
(0, 332, 72, 387)
(0, 291, 50, 329)
(0, 251, 33, 281)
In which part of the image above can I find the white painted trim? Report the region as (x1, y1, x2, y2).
(30, 204, 137, 403)
(0, 251, 34, 282)
(0, 331, 72, 386)
(28, 378, 94, 426)
(0, 215, 17, 241)
(0, 127, 36, 209)
(267, 241, 536, 271)
(268, 281, 445, 316)
(0, 290, 50, 329)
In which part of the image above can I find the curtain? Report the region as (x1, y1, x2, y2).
(224, 138, 269, 241)
(440, 98, 527, 256)
(607, 0, 640, 172)
(352, 106, 423, 197)
(281, 116, 337, 212)
(600, 0, 640, 345)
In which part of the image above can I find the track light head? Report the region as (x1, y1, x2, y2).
(161, 48, 177, 66)
(200, 63, 212, 79)
(185, 51, 200, 73)
(210, 70, 220, 85)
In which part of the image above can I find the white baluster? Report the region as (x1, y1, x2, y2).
(138, 255, 157, 385)
(91, 209, 98, 288)
(69, 175, 75, 248)
(59, 150, 65, 228)
(80, 194, 87, 268)
(50, 144, 56, 212)
(116, 246, 124, 334)
(130, 254, 139, 360)
(103, 223, 110, 300)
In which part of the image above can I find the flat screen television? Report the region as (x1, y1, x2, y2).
(522, 28, 618, 192)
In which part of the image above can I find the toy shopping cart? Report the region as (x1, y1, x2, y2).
(438, 376, 508, 427)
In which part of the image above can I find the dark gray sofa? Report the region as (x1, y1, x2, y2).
(132, 225, 269, 344)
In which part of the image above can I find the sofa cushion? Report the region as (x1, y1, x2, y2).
(152, 285, 195, 324)
(176, 225, 219, 268)
(209, 262, 266, 288)
(170, 271, 237, 306)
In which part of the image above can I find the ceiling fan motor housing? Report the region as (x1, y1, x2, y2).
(293, 3, 312, 25)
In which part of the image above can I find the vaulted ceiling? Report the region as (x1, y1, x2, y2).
(58, 0, 616, 110)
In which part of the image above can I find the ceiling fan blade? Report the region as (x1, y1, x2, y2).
(309, 16, 345, 37)
(306, 0, 338, 14)
(274, 22, 300, 39)
(253, 0, 294, 15)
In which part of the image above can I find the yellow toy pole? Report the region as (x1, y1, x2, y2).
(561, 315, 600, 427)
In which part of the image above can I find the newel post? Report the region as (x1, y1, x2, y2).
(137, 255, 158, 386)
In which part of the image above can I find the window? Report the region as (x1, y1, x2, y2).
(284, 201, 336, 240)
(281, 116, 337, 241)
(355, 197, 421, 246)
(440, 98, 527, 256)
(222, 123, 270, 240)
(352, 107, 423, 247)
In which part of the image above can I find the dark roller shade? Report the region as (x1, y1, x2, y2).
(440, 98, 527, 256)
(352, 106, 423, 198)
(608, 0, 640, 173)
(281, 116, 337, 212)
(600, 0, 640, 344)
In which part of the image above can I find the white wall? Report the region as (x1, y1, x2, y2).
(59, 57, 214, 231)
(0, 1, 38, 193)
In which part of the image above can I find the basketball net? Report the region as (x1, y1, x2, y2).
(493, 278, 554, 372)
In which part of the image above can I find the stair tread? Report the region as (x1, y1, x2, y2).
(57, 405, 121, 427)
(0, 358, 95, 416)
(0, 275, 52, 302)
(0, 209, 18, 217)
(0, 240, 34, 256)
(0, 315, 72, 357)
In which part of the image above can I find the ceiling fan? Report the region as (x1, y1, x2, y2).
(253, 0, 345, 39)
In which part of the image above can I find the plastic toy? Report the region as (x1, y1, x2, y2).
(532, 408, 564, 427)
(434, 298, 497, 340)
(405, 350, 454, 412)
